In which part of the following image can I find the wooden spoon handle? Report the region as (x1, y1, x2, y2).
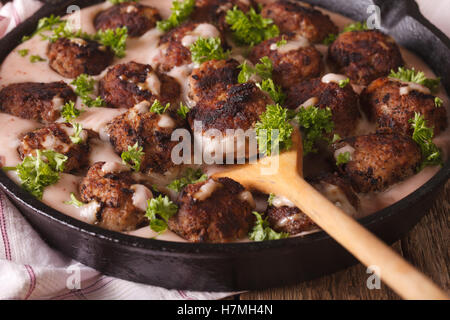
(271, 175, 448, 300)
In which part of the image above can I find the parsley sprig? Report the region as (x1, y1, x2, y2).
(389, 67, 441, 93)
(189, 37, 230, 65)
(342, 22, 369, 33)
(61, 101, 82, 122)
(225, 6, 279, 46)
(109, 0, 138, 4)
(121, 142, 145, 172)
(177, 102, 190, 119)
(145, 195, 178, 233)
(69, 123, 84, 144)
(336, 151, 351, 166)
(71, 74, 105, 108)
(255, 104, 294, 156)
(150, 100, 170, 114)
(249, 211, 289, 241)
(64, 192, 84, 207)
(409, 113, 442, 170)
(295, 106, 334, 155)
(22, 14, 66, 42)
(3, 150, 67, 199)
(157, 0, 195, 32)
(167, 168, 208, 192)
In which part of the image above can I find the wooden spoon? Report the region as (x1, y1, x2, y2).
(213, 129, 448, 300)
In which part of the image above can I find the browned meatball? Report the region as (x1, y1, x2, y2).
(361, 77, 447, 135)
(99, 61, 181, 109)
(79, 161, 150, 232)
(0, 81, 76, 123)
(332, 132, 422, 193)
(18, 123, 90, 172)
(157, 21, 224, 72)
(47, 37, 114, 78)
(285, 77, 361, 137)
(94, 2, 161, 37)
(191, 0, 254, 32)
(267, 173, 359, 235)
(106, 101, 185, 174)
(328, 30, 404, 85)
(168, 177, 255, 242)
(188, 58, 240, 105)
(188, 82, 270, 133)
(248, 34, 323, 89)
(261, 0, 338, 43)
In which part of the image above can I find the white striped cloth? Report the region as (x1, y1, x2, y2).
(0, 0, 43, 38)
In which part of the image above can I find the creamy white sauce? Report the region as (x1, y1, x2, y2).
(271, 35, 310, 53)
(130, 184, 153, 211)
(239, 190, 256, 208)
(0, 0, 448, 243)
(272, 195, 295, 208)
(181, 23, 220, 48)
(102, 161, 129, 174)
(193, 179, 222, 201)
(334, 144, 355, 161)
(297, 97, 318, 110)
(315, 182, 357, 216)
(79, 201, 101, 224)
(157, 114, 175, 128)
(321, 73, 348, 84)
(398, 82, 431, 95)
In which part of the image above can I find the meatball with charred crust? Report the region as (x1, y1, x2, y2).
(18, 123, 90, 173)
(0, 81, 77, 123)
(191, 0, 254, 32)
(188, 58, 240, 105)
(156, 21, 224, 72)
(328, 30, 404, 85)
(285, 76, 360, 137)
(47, 37, 114, 78)
(332, 132, 422, 193)
(99, 61, 181, 109)
(79, 161, 152, 231)
(248, 34, 323, 89)
(361, 77, 447, 135)
(168, 177, 255, 242)
(261, 0, 338, 44)
(106, 101, 185, 174)
(94, 2, 161, 37)
(267, 173, 359, 235)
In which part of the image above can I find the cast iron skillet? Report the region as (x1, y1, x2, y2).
(0, 0, 449, 291)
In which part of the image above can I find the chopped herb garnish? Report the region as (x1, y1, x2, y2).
(30, 55, 46, 63)
(64, 192, 84, 208)
(295, 106, 334, 155)
(249, 211, 289, 241)
(255, 104, 294, 156)
(121, 142, 145, 172)
(109, 0, 138, 4)
(267, 193, 275, 206)
(61, 101, 81, 122)
(189, 37, 230, 64)
(409, 113, 442, 170)
(336, 151, 351, 166)
(22, 14, 66, 42)
(94, 27, 128, 58)
(167, 168, 208, 192)
(323, 33, 337, 45)
(276, 36, 287, 47)
(157, 0, 195, 32)
(389, 67, 441, 93)
(150, 100, 170, 114)
(332, 133, 342, 143)
(145, 195, 178, 233)
(338, 78, 350, 88)
(434, 97, 443, 108)
(342, 21, 369, 33)
(69, 123, 84, 144)
(71, 74, 105, 108)
(18, 49, 29, 57)
(225, 6, 279, 46)
(3, 150, 67, 199)
(257, 78, 285, 104)
(177, 102, 190, 119)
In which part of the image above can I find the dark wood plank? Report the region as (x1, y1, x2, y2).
(240, 181, 449, 300)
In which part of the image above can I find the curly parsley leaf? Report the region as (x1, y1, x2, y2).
(145, 195, 178, 233)
(64, 192, 84, 208)
(409, 113, 442, 170)
(22, 14, 66, 42)
(189, 37, 230, 64)
(225, 6, 279, 46)
(18, 49, 29, 57)
(295, 106, 334, 155)
(323, 33, 337, 45)
(157, 0, 195, 32)
(257, 78, 285, 104)
(342, 21, 369, 33)
(267, 193, 275, 206)
(255, 104, 294, 156)
(336, 151, 351, 166)
(389, 67, 441, 93)
(276, 35, 287, 47)
(150, 100, 170, 114)
(249, 211, 289, 241)
(61, 101, 81, 122)
(167, 168, 208, 192)
(109, 0, 138, 4)
(435, 97, 443, 108)
(69, 123, 84, 144)
(3, 150, 67, 199)
(121, 142, 145, 172)
(71, 74, 105, 108)
(94, 27, 128, 58)
(338, 78, 350, 88)
(177, 102, 190, 119)
(30, 55, 46, 63)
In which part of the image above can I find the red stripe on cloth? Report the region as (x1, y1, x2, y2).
(10, 5, 21, 26)
(178, 290, 196, 300)
(24, 265, 37, 300)
(0, 192, 12, 260)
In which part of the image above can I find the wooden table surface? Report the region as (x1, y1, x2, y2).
(230, 181, 449, 300)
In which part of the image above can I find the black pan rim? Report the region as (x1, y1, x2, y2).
(0, 0, 449, 257)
